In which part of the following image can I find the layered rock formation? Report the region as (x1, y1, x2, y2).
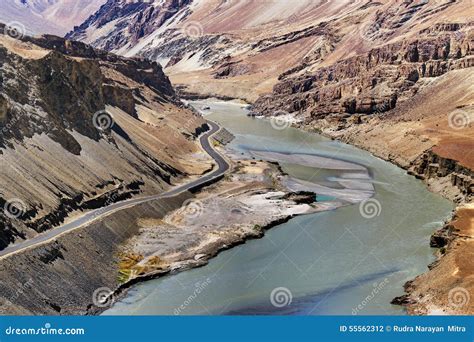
(252, 18, 474, 203)
(67, 0, 357, 101)
(0, 26, 211, 251)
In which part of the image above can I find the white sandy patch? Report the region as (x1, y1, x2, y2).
(285, 178, 374, 204)
(250, 150, 367, 171)
(240, 191, 312, 216)
(267, 112, 302, 124)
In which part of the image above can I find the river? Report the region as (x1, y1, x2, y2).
(104, 100, 453, 315)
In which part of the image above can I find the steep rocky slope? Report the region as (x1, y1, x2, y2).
(253, 17, 474, 203)
(67, 0, 473, 103)
(0, 0, 106, 36)
(0, 191, 193, 315)
(67, 2, 473, 195)
(68, 0, 359, 101)
(0, 25, 211, 252)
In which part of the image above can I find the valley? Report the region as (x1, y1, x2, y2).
(0, 0, 472, 316)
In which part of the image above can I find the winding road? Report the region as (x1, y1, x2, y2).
(0, 121, 229, 258)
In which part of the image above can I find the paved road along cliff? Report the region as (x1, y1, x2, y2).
(0, 121, 228, 259)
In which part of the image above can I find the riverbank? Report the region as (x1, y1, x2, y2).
(101, 153, 361, 314)
(189, 97, 470, 315)
(400, 203, 474, 315)
(290, 110, 473, 315)
(105, 99, 452, 315)
(0, 192, 193, 315)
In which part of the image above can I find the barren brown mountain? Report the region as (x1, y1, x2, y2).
(0, 25, 211, 252)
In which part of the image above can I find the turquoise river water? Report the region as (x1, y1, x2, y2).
(105, 100, 453, 315)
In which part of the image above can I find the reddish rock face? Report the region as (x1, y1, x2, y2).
(253, 29, 472, 120)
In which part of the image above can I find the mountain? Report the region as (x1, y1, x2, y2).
(68, 0, 344, 100)
(0, 0, 106, 36)
(0, 25, 210, 251)
(68, 0, 473, 182)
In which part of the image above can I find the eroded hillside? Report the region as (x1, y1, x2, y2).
(67, 0, 473, 103)
(0, 25, 211, 251)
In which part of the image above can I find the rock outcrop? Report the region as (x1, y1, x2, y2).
(410, 150, 473, 202)
(253, 26, 473, 120)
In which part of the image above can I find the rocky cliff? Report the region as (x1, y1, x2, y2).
(0, 191, 192, 315)
(0, 25, 210, 251)
(67, 0, 474, 104)
(248, 2, 474, 315)
(252, 19, 473, 202)
(254, 27, 472, 118)
(68, 0, 192, 51)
